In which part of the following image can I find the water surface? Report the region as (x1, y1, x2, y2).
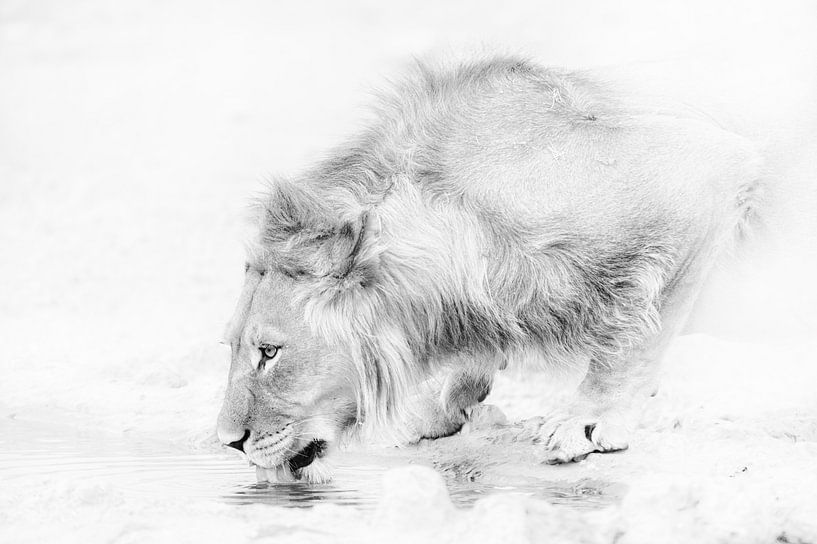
(0, 418, 622, 510)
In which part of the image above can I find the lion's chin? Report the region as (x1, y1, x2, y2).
(253, 440, 333, 484)
(255, 463, 297, 483)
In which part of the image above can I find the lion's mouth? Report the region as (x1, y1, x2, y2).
(286, 439, 327, 471)
(253, 439, 329, 483)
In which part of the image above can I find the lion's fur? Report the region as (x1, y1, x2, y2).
(250, 55, 763, 431)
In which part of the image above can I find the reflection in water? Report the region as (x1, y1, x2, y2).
(221, 463, 388, 508)
(222, 474, 621, 510)
(227, 481, 374, 508)
(0, 418, 623, 510)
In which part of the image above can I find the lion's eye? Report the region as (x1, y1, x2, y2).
(258, 344, 281, 370)
(262, 345, 279, 359)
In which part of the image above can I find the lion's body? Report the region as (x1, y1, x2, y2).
(219, 56, 763, 478)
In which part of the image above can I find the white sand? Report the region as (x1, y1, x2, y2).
(1, 1, 816, 542)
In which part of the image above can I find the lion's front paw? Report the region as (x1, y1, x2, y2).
(402, 387, 468, 441)
(535, 413, 629, 464)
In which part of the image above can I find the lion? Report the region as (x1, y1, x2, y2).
(217, 55, 763, 483)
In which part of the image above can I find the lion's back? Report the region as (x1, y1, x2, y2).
(356, 56, 764, 361)
(369, 55, 762, 242)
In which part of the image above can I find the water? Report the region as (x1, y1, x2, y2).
(0, 417, 623, 510)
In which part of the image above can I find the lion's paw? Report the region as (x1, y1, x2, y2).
(403, 389, 468, 441)
(535, 413, 629, 464)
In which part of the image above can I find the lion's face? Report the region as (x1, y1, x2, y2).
(217, 268, 357, 475)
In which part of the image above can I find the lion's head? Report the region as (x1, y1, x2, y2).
(216, 174, 421, 483)
(217, 264, 360, 483)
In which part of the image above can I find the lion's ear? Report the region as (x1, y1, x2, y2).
(259, 180, 376, 285)
(295, 212, 376, 286)
(325, 212, 371, 281)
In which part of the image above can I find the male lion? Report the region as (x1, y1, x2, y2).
(217, 56, 762, 483)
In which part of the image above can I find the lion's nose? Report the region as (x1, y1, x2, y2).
(219, 428, 250, 452)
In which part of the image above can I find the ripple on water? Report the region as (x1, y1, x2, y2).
(0, 418, 624, 510)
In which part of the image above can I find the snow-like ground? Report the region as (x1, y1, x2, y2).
(1, 1, 816, 542)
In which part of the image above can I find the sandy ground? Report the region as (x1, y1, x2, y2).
(2, 1, 817, 542)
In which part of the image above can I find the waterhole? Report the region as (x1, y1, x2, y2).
(0, 418, 623, 510)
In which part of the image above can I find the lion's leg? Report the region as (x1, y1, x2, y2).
(402, 355, 501, 441)
(538, 353, 659, 464)
(540, 251, 711, 464)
